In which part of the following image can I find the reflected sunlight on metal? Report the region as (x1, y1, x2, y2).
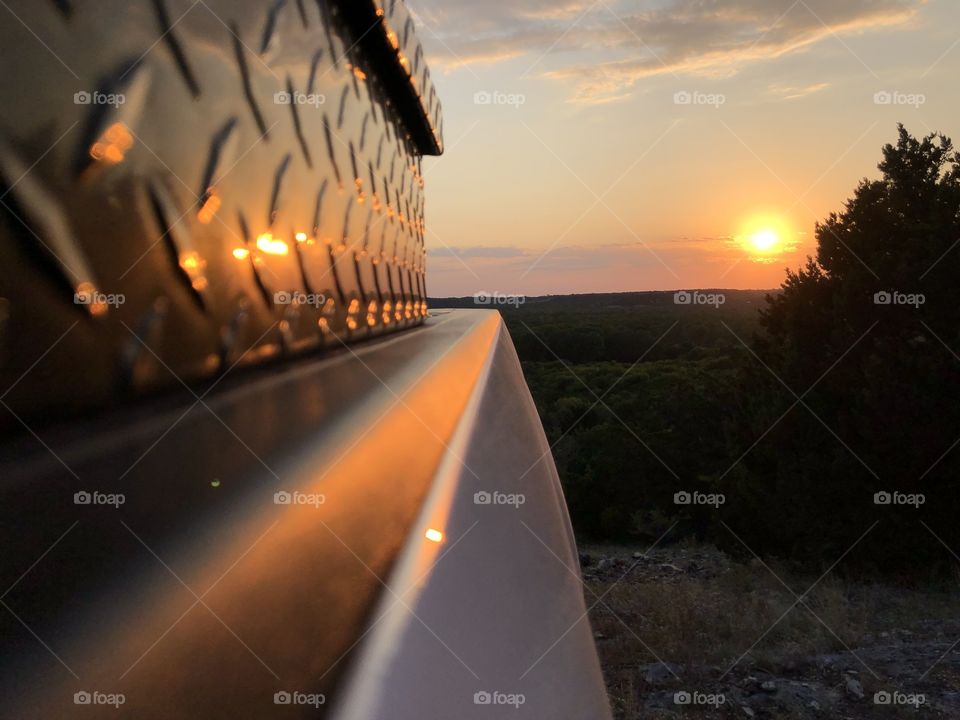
(424, 528, 443, 543)
(89, 122, 133, 165)
(256, 232, 290, 256)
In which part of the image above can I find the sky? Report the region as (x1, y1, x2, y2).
(408, 0, 960, 296)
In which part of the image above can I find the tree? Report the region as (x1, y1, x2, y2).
(718, 126, 960, 577)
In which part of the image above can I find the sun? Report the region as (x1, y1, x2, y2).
(735, 215, 795, 261)
(750, 229, 780, 252)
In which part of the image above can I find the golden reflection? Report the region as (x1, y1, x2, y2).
(89, 122, 134, 165)
(178, 251, 208, 293)
(256, 232, 289, 256)
(424, 528, 443, 543)
(181, 252, 203, 271)
(198, 188, 221, 224)
(232, 248, 251, 260)
(76, 280, 108, 317)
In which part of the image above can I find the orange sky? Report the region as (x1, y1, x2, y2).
(410, 0, 960, 296)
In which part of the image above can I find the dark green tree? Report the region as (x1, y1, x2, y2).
(719, 126, 960, 577)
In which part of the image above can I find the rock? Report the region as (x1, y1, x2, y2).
(593, 631, 606, 640)
(845, 676, 864, 700)
(761, 680, 776, 693)
(579, 552, 593, 567)
(632, 551, 643, 559)
(741, 706, 756, 718)
(641, 662, 682, 686)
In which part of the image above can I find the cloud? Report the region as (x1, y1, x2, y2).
(426, 238, 800, 295)
(768, 81, 832, 100)
(414, 0, 923, 103)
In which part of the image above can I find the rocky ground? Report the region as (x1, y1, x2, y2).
(581, 542, 960, 718)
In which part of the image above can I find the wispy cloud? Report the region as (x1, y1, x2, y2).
(768, 81, 832, 100)
(427, 238, 802, 294)
(414, 0, 923, 103)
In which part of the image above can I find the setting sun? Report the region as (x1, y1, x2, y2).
(750, 229, 779, 252)
(735, 215, 797, 262)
